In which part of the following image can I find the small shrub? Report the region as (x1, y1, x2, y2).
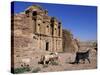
(43, 64, 48, 68)
(32, 67, 41, 73)
(14, 66, 31, 74)
(23, 66, 31, 71)
(51, 61, 59, 66)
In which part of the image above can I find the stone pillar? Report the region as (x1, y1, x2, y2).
(60, 25, 62, 37)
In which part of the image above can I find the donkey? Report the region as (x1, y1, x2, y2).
(74, 49, 91, 64)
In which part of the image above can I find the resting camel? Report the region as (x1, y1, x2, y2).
(39, 52, 59, 65)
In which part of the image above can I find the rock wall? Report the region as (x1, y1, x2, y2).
(11, 13, 35, 68)
(62, 29, 79, 53)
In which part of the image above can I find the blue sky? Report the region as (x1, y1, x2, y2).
(11, 1, 97, 41)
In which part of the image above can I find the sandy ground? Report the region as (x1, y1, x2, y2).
(28, 49, 97, 73)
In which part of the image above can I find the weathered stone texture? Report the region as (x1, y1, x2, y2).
(11, 5, 63, 68)
(62, 29, 79, 53)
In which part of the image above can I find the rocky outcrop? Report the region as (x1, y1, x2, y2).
(62, 29, 79, 53)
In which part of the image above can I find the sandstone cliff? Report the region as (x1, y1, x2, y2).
(62, 29, 79, 53)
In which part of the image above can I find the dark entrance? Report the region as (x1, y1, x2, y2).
(46, 42, 49, 51)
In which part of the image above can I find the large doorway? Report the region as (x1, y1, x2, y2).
(46, 42, 49, 51)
